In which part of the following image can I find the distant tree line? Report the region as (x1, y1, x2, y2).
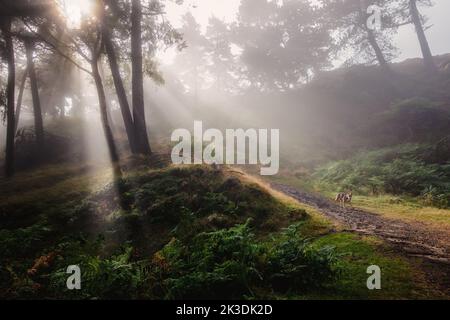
(172, 0, 440, 94)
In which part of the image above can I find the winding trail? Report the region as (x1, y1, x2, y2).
(272, 183, 450, 294)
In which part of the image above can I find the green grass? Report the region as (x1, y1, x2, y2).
(276, 204, 438, 299)
(0, 163, 445, 299)
(352, 195, 450, 228)
(309, 233, 433, 299)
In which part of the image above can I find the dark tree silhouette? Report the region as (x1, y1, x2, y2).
(24, 37, 44, 147)
(15, 66, 28, 133)
(235, 0, 332, 90)
(322, 0, 399, 72)
(91, 54, 121, 175)
(1, 18, 16, 178)
(102, 2, 138, 154)
(408, 0, 437, 73)
(131, 0, 152, 155)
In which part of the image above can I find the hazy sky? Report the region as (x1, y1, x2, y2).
(395, 0, 450, 61)
(165, 0, 241, 29)
(163, 0, 450, 64)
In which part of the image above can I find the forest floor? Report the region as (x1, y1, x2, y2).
(271, 182, 450, 296)
(1, 158, 449, 299)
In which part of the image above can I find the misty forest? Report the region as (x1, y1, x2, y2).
(0, 0, 449, 300)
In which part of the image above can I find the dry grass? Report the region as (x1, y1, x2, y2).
(268, 173, 450, 233)
(353, 195, 450, 232)
(227, 167, 338, 236)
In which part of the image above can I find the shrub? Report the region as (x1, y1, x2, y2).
(314, 144, 450, 205)
(154, 220, 262, 299)
(47, 239, 151, 299)
(0, 223, 53, 259)
(152, 221, 337, 299)
(265, 223, 337, 293)
(420, 186, 450, 208)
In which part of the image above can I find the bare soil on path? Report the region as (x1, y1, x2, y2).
(272, 183, 450, 296)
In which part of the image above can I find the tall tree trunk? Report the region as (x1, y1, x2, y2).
(91, 57, 122, 176)
(25, 39, 44, 146)
(103, 32, 137, 153)
(359, 0, 391, 74)
(409, 0, 437, 73)
(131, 0, 152, 155)
(98, 60, 117, 134)
(15, 66, 28, 134)
(366, 30, 390, 72)
(1, 19, 15, 178)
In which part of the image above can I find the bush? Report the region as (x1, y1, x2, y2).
(152, 221, 337, 299)
(153, 220, 262, 299)
(47, 239, 151, 299)
(314, 145, 450, 205)
(0, 223, 53, 259)
(370, 98, 450, 145)
(1, 165, 330, 299)
(265, 224, 337, 293)
(420, 186, 450, 208)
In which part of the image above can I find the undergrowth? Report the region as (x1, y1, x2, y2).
(0, 165, 332, 299)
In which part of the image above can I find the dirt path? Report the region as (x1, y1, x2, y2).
(272, 183, 450, 294)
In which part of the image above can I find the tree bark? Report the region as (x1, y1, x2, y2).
(91, 57, 122, 176)
(15, 66, 28, 134)
(131, 0, 152, 155)
(409, 0, 437, 74)
(103, 32, 138, 153)
(98, 60, 117, 134)
(25, 39, 45, 146)
(366, 30, 390, 72)
(359, 0, 391, 74)
(1, 19, 16, 178)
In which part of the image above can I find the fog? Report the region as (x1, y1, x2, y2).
(1, 0, 450, 170)
(162, 0, 450, 63)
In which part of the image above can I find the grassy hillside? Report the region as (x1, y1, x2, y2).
(313, 144, 450, 204)
(212, 54, 450, 165)
(1, 55, 449, 300)
(0, 162, 443, 299)
(262, 56, 450, 223)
